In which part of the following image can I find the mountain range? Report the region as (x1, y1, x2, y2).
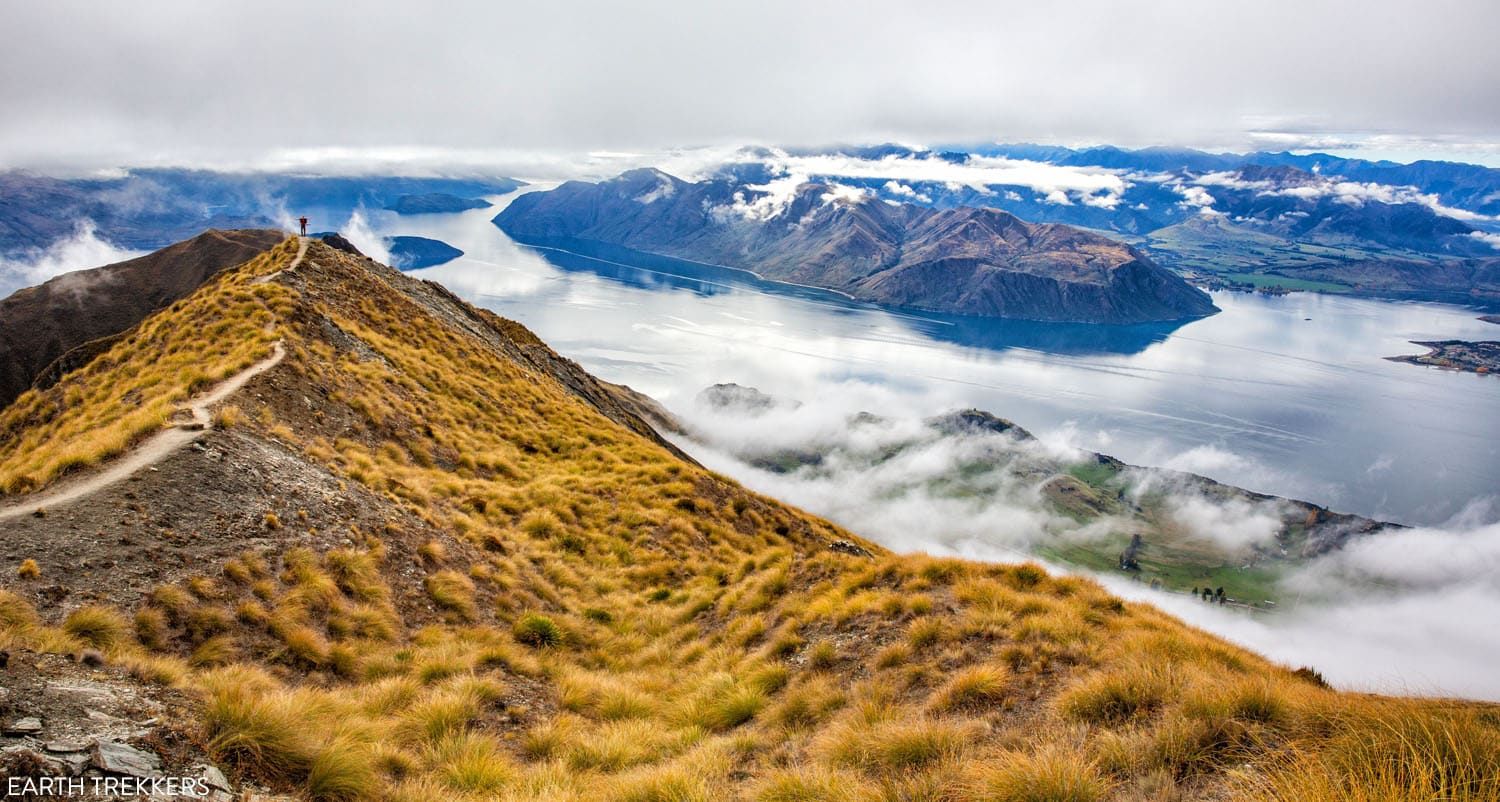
(0, 169, 523, 255)
(757, 143, 1500, 304)
(495, 169, 1218, 324)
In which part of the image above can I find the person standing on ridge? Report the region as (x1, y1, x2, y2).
(298, 216, 308, 236)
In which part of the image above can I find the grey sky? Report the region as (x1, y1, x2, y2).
(2, 0, 1498, 172)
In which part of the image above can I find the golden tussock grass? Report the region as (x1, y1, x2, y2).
(0, 239, 298, 495)
(4, 242, 1496, 802)
(62, 604, 132, 651)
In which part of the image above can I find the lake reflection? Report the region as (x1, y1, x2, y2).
(375, 196, 1500, 527)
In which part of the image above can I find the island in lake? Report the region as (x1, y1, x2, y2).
(387, 235, 464, 269)
(384, 192, 494, 215)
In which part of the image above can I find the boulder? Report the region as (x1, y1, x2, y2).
(91, 740, 161, 778)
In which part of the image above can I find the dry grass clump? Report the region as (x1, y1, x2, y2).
(424, 570, 476, 620)
(565, 719, 698, 772)
(818, 717, 973, 775)
(929, 665, 1010, 713)
(133, 607, 169, 649)
(1056, 662, 1176, 725)
(201, 668, 319, 784)
(683, 678, 769, 732)
(305, 736, 379, 802)
(968, 746, 1110, 802)
(62, 604, 131, 651)
(213, 404, 243, 428)
(17, 558, 40, 579)
(513, 613, 564, 649)
(770, 677, 847, 731)
(435, 731, 514, 792)
(0, 591, 42, 637)
(1237, 698, 1500, 802)
(190, 635, 238, 667)
(752, 766, 873, 802)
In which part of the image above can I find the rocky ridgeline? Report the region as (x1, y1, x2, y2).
(0, 652, 285, 801)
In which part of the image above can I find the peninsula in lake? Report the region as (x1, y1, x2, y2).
(494, 169, 1218, 324)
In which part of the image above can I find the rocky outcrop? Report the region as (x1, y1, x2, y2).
(494, 169, 1218, 324)
(0, 652, 277, 801)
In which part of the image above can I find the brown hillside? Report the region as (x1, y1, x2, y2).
(0, 237, 1494, 802)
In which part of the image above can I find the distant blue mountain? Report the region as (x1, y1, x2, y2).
(0, 170, 524, 255)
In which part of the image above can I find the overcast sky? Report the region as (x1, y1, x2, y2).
(2, 0, 1499, 173)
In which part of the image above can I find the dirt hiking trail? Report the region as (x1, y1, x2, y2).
(0, 237, 305, 522)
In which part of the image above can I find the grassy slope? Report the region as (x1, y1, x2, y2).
(0, 238, 298, 493)
(2, 240, 1497, 801)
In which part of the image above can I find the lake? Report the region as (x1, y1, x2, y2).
(374, 195, 1500, 530)
(349, 195, 1500, 698)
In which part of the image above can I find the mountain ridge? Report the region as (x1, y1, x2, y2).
(495, 169, 1218, 324)
(0, 232, 1493, 801)
(0, 228, 286, 412)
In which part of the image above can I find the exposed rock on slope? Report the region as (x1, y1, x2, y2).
(0, 229, 285, 411)
(494, 169, 1218, 324)
(0, 652, 277, 800)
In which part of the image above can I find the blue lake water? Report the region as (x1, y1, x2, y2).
(371, 196, 1500, 528)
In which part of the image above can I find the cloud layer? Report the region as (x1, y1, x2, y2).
(666, 382, 1500, 701)
(2, 1, 1499, 170)
(0, 220, 144, 296)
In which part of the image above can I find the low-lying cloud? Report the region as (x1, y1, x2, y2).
(338, 210, 392, 266)
(0, 220, 144, 297)
(664, 381, 1500, 701)
(753, 151, 1130, 208)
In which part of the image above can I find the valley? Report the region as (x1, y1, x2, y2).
(644, 387, 1393, 607)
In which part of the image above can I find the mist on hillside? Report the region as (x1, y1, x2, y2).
(667, 381, 1500, 701)
(0, 220, 143, 296)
